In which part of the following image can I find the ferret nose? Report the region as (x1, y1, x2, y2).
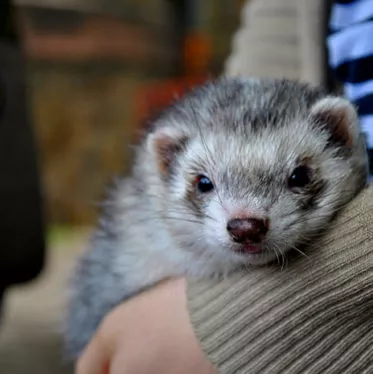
(226, 218, 268, 243)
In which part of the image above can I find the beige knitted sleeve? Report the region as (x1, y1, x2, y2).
(225, 0, 325, 86)
(187, 185, 373, 373)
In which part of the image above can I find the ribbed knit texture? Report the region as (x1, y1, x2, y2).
(187, 185, 373, 374)
(225, 0, 325, 86)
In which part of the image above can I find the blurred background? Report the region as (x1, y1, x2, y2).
(0, 1, 243, 373)
(18, 0, 241, 225)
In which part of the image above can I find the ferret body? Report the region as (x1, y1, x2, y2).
(64, 77, 369, 359)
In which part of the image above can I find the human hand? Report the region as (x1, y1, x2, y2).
(76, 277, 217, 374)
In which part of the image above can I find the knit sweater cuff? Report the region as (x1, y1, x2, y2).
(186, 185, 373, 374)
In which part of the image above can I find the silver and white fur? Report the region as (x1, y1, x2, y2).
(64, 77, 369, 359)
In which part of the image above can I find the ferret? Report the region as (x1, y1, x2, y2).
(64, 77, 369, 359)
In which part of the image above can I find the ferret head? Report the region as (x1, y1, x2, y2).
(142, 78, 368, 271)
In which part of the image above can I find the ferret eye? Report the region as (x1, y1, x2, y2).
(288, 165, 312, 189)
(195, 175, 214, 193)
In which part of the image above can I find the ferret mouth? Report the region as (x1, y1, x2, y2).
(235, 244, 263, 255)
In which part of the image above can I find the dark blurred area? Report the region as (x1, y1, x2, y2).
(17, 0, 241, 225)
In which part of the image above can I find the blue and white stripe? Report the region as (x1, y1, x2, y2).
(329, 0, 373, 30)
(327, 0, 373, 159)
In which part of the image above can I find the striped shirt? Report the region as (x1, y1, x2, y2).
(327, 0, 373, 165)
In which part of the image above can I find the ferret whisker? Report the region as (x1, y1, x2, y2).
(280, 253, 285, 272)
(117, 202, 200, 219)
(135, 216, 204, 226)
(289, 245, 310, 260)
(271, 244, 281, 266)
(146, 192, 221, 217)
(278, 206, 303, 219)
(280, 250, 289, 271)
(280, 250, 285, 271)
(293, 206, 342, 226)
(160, 216, 204, 225)
(272, 243, 287, 271)
(166, 208, 217, 223)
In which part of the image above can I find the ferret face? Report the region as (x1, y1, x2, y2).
(145, 78, 368, 271)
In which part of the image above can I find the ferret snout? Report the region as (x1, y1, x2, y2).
(226, 217, 269, 244)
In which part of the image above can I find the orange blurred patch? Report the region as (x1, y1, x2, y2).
(134, 75, 210, 138)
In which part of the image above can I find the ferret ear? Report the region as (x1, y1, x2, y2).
(147, 127, 189, 176)
(309, 97, 359, 148)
